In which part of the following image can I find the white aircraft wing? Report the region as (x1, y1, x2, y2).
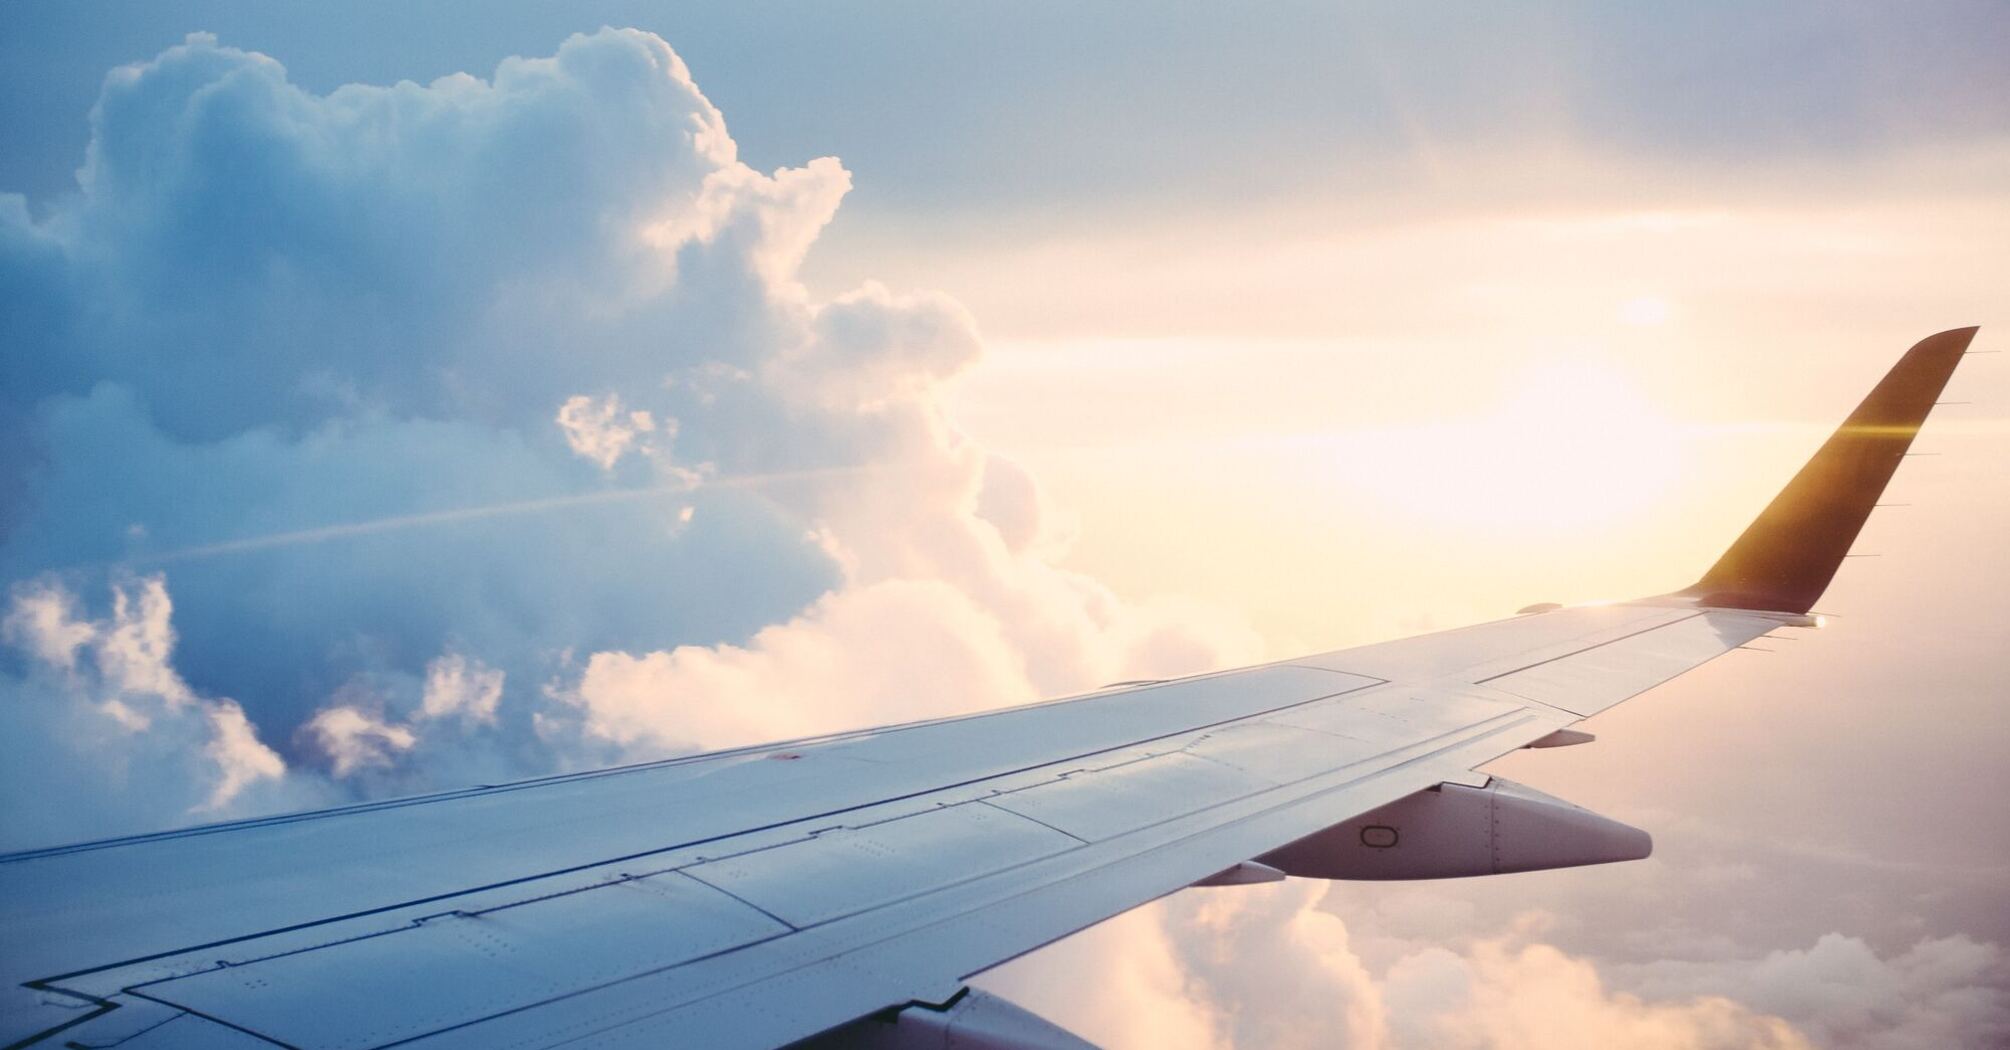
(0, 327, 1977, 1050)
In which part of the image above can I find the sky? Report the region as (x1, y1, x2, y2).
(2, 4, 2008, 1048)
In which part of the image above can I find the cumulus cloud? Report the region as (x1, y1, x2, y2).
(562, 579, 1036, 752)
(205, 699, 290, 809)
(556, 393, 661, 470)
(0, 27, 1255, 839)
(974, 904, 1220, 1050)
(1169, 882, 1389, 1050)
(772, 281, 984, 411)
(0, 576, 301, 848)
(1377, 938, 1809, 1050)
(419, 650, 505, 725)
(302, 703, 419, 777)
(2, 580, 96, 673)
(1616, 933, 2010, 1050)
(988, 881, 2006, 1050)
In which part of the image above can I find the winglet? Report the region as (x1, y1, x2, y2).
(1682, 326, 1977, 613)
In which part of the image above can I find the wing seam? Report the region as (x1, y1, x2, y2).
(1472, 611, 1705, 685)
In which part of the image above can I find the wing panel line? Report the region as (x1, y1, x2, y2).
(307, 712, 1547, 1050)
(1472, 611, 1705, 685)
(30, 672, 1390, 990)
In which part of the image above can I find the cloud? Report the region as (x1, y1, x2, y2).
(0, 576, 306, 849)
(302, 703, 419, 777)
(1, 578, 95, 672)
(555, 393, 661, 470)
(205, 699, 290, 809)
(0, 27, 1257, 841)
(562, 579, 1036, 752)
(1376, 937, 1810, 1050)
(773, 280, 983, 411)
(6, 29, 745, 441)
(989, 881, 2006, 1050)
(1, 383, 842, 752)
(1167, 882, 1390, 1050)
(1617, 933, 2010, 1050)
(419, 651, 504, 725)
(975, 903, 1220, 1050)
(6, 575, 194, 726)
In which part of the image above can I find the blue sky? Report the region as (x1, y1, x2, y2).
(8, 3, 2009, 214)
(3, 6, 2008, 1047)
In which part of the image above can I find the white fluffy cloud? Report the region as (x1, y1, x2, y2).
(987, 881, 2006, 1050)
(1376, 938, 1809, 1050)
(0, 576, 295, 846)
(420, 651, 505, 725)
(1617, 933, 2010, 1050)
(563, 579, 1033, 751)
(302, 703, 419, 777)
(0, 26, 1258, 825)
(556, 393, 661, 470)
(292, 649, 508, 781)
(975, 903, 1221, 1050)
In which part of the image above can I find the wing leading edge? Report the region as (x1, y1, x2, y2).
(0, 328, 1976, 1049)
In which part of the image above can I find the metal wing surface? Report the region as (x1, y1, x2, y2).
(0, 327, 1977, 1049)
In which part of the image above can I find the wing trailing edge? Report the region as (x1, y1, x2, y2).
(1683, 326, 1978, 614)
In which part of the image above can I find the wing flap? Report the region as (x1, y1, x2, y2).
(126, 872, 789, 1050)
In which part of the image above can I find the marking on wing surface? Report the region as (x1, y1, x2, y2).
(394, 707, 1553, 1050)
(682, 804, 1083, 929)
(1479, 611, 1781, 715)
(5, 665, 1381, 1002)
(124, 872, 790, 1050)
(985, 752, 1274, 842)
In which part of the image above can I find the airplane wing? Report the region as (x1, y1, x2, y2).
(0, 327, 1977, 1050)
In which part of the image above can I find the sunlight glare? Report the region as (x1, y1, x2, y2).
(1619, 296, 1672, 326)
(1328, 361, 1688, 537)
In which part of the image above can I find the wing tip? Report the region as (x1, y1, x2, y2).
(1681, 326, 1977, 614)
